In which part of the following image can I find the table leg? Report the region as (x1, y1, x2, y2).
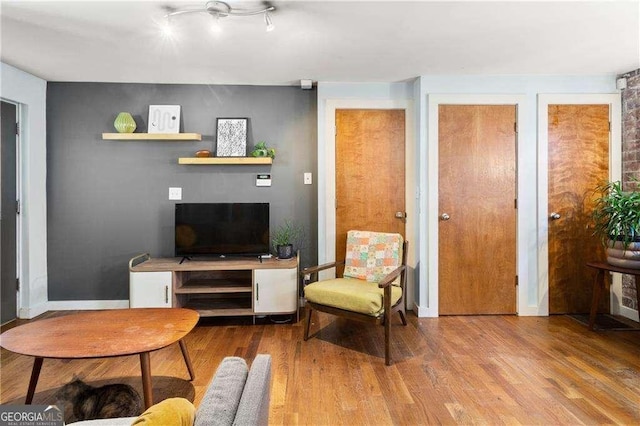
(25, 357, 43, 404)
(589, 269, 605, 330)
(178, 339, 195, 381)
(139, 352, 153, 409)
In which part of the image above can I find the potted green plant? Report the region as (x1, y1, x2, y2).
(592, 180, 640, 269)
(271, 220, 304, 259)
(251, 141, 275, 159)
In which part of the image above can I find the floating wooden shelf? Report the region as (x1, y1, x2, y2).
(102, 133, 202, 141)
(176, 279, 252, 294)
(178, 157, 273, 165)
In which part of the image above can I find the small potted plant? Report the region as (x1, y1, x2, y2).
(251, 141, 275, 159)
(592, 180, 640, 269)
(271, 220, 304, 259)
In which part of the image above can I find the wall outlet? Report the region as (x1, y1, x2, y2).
(304, 172, 312, 185)
(169, 187, 182, 200)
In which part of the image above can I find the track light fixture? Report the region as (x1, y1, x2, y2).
(164, 1, 276, 33)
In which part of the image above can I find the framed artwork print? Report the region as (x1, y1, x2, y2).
(148, 105, 180, 134)
(216, 118, 248, 157)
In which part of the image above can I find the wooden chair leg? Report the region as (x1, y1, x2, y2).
(398, 309, 407, 326)
(384, 313, 391, 366)
(304, 305, 313, 341)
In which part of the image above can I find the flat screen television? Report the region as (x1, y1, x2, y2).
(175, 203, 269, 259)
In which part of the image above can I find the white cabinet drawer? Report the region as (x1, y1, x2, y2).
(254, 268, 297, 314)
(130, 271, 172, 308)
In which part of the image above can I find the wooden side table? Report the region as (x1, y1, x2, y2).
(586, 261, 640, 330)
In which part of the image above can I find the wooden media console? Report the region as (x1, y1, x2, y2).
(129, 253, 299, 320)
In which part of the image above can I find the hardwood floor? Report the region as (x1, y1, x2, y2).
(1, 310, 639, 425)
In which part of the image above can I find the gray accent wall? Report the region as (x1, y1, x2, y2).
(47, 83, 317, 301)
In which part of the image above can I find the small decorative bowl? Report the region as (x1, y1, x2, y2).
(195, 150, 211, 158)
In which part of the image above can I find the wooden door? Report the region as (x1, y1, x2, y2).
(548, 105, 610, 314)
(335, 109, 405, 275)
(438, 105, 517, 315)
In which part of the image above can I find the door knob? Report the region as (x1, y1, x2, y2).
(549, 212, 561, 220)
(440, 213, 450, 221)
(395, 211, 406, 219)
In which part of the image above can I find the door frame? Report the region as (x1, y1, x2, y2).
(426, 94, 526, 317)
(321, 99, 416, 309)
(537, 94, 622, 317)
(1, 98, 22, 323)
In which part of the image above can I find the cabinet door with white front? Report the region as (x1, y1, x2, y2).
(130, 271, 172, 308)
(253, 268, 297, 314)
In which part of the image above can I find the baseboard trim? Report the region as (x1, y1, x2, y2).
(46, 300, 130, 311)
(18, 303, 48, 319)
(414, 302, 437, 318)
(517, 306, 548, 317)
(618, 304, 639, 322)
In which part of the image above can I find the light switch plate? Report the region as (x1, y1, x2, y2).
(304, 172, 312, 185)
(169, 187, 182, 200)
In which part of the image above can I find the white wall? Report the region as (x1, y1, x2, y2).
(0, 62, 48, 318)
(417, 74, 619, 317)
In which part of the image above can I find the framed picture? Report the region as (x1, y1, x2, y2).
(148, 105, 180, 133)
(216, 118, 248, 157)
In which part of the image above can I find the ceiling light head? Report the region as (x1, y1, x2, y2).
(264, 11, 275, 32)
(205, 1, 231, 17)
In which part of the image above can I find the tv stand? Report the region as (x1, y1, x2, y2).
(179, 256, 192, 264)
(129, 253, 299, 321)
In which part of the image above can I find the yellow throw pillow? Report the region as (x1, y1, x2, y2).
(132, 397, 195, 426)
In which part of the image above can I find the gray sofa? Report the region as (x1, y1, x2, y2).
(72, 354, 271, 426)
(196, 354, 271, 426)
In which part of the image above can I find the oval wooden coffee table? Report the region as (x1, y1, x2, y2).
(0, 308, 199, 409)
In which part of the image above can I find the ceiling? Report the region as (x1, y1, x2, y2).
(1, 0, 639, 85)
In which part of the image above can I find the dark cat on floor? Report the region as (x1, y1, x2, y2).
(54, 377, 142, 422)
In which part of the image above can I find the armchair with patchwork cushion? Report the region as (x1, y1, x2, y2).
(301, 230, 408, 366)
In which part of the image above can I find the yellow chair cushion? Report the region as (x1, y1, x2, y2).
(131, 397, 196, 426)
(304, 278, 402, 316)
